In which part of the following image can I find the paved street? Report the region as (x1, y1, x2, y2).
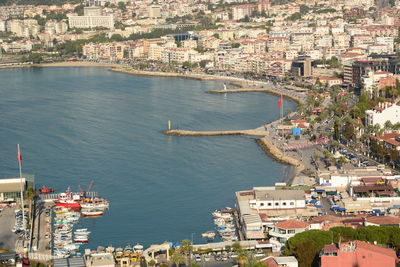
(0, 207, 18, 251)
(32, 201, 52, 253)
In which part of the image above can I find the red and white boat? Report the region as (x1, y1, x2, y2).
(74, 236, 89, 243)
(55, 191, 81, 210)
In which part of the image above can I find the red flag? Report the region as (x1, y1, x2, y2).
(278, 94, 283, 108)
(17, 144, 22, 164)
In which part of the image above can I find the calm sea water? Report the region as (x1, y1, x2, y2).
(0, 67, 295, 247)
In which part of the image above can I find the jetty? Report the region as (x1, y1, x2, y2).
(163, 129, 268, 137)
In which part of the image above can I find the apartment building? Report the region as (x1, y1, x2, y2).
(68, 7, 114, 29)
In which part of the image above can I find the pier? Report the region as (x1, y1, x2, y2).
(163, 129, 268, 137)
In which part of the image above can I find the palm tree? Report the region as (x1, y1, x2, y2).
(171, 252, 185, 267)
(179, 240, 193, 264)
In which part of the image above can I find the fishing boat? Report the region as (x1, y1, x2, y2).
(55, 191, 81, 210)
(201, 231, 216, 239)
(80, 199, 109, 209)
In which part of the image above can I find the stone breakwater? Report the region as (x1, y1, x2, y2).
(256, 137, 305, 175)
(163, 129, 268, 136)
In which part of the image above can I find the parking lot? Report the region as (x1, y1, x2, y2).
(0, 207, 19, 251)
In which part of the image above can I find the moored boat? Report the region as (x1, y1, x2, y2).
(81, 209, 104, 217)
(201, 231, 216, 239)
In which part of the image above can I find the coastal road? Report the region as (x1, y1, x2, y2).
(0, 207, 18, 251)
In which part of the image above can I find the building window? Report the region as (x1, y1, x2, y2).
(260, 203, 264, 206)
(268, 203, 272, 206)
(290, 202, 294, 205)
(275, 202, 279, 206)
(283, 202, 287, 206)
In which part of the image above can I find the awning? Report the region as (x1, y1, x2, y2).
(309, 199, 318, 204)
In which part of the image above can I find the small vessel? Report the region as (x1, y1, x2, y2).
(201, 231, 216, 239)
(81, 209, 104, 217)
(74, 236, 89, 243)
(40, 186, 55, 194)
(80, 201, 109, 209)
(134, 244, 143, 251)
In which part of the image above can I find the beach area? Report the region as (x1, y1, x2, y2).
(4, 60, 309, 184)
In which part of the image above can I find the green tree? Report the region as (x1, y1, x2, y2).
(300, 4, 310, 14)
(232, 43, 241, 48)
(147, 259, 156, 266)
(179, 240, 193, 264)
(171, 252, 185, 267)
(118, 1, 127, 12)
(288, 12, 301, 20)
(74, 4, 84, 16)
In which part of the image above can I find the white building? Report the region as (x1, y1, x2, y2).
(0, 20, 6, 32)
(248, 188, 306, 210)
(68, 7, 114, 29)
(268, 220, 310, 243)
(45, 20, 68, 34)
(365, 102, 400, 128)
(148, 5, 161, 18)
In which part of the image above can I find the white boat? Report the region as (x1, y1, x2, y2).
(81, 209, 104, 217)
(75, 228, 88, 232)
(80, 202, 109, 209)
(134, 244, 144, 251)
(201, 231, 216, 239)
(74, 231, 91, 235)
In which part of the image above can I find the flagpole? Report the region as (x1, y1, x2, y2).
(17, 144, 26, 238)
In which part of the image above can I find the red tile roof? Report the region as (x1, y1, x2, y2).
(323, 244, 339, 254)
(365, 216, 400, 225)
(275, 220, 309, 229)
(355, 240, 397, 258)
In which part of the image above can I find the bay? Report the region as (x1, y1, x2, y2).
(0, 67, 295, 247)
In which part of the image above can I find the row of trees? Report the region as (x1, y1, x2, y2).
(285, 226, 400, 267)
(163, 240, 268, 267)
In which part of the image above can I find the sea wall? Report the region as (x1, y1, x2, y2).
(256, 137, 305, 176)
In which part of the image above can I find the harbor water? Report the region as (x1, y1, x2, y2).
(0, 67, 295, 247)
